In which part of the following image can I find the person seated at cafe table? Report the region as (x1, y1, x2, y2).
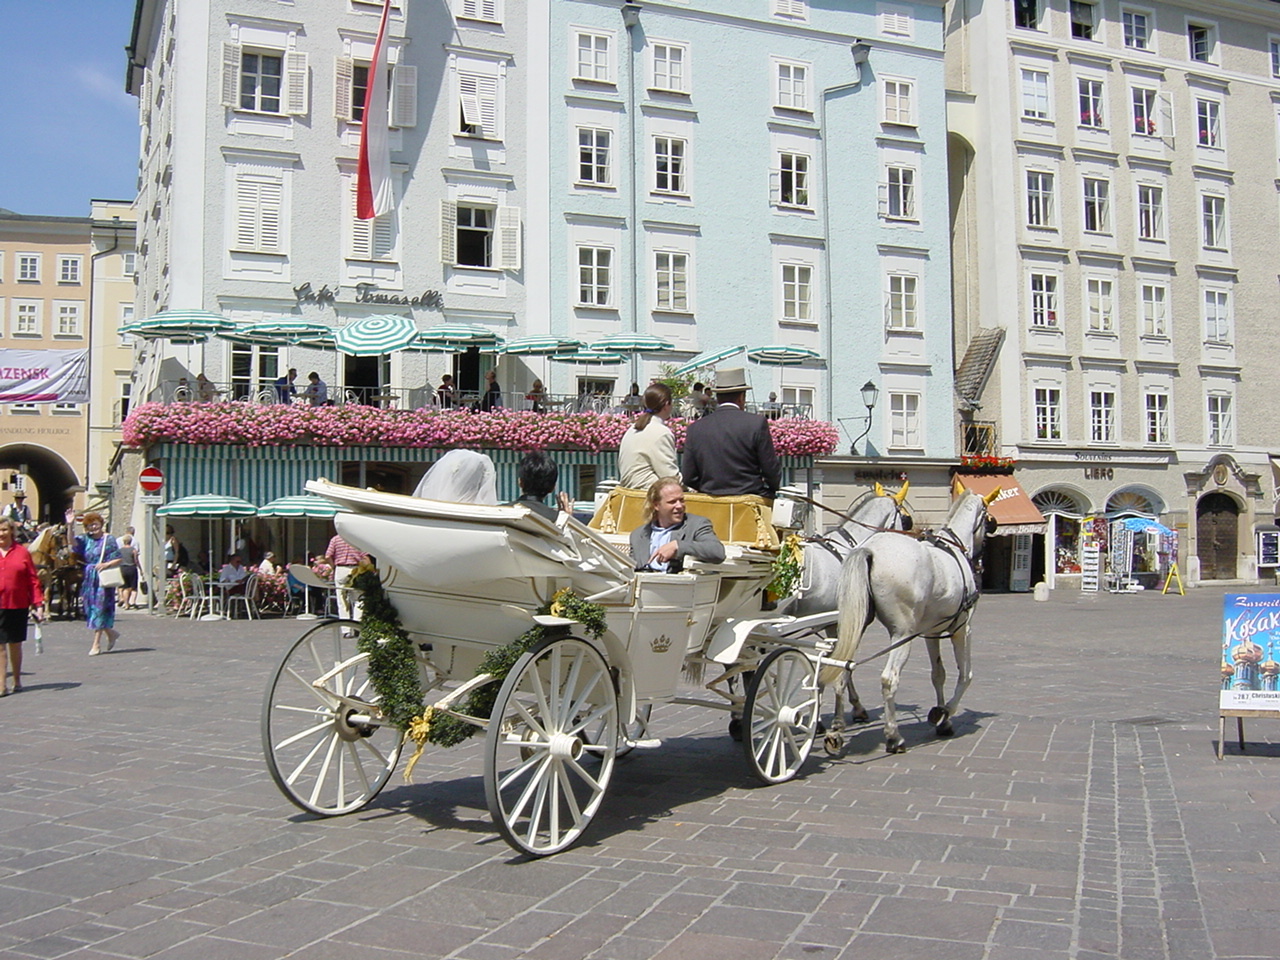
(218, 554, 250, 595)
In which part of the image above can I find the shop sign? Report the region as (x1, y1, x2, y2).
(1083, 467, 1113, 480)
(292, 282, 445, 311)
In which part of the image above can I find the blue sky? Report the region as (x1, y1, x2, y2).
(0, 0, 141, 217)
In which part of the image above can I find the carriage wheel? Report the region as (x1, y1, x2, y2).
(742, 647, 819, 784)
(261, 619, 402, 816)
(484, 636, 619, 856)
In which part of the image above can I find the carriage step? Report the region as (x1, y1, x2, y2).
(623, 737, 663, 750)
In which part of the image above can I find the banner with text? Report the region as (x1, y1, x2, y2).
(1220, 593, 1280, 710)
(0, 349, 89, 404)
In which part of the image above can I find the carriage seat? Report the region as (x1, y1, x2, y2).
(588, 486, 779, 551)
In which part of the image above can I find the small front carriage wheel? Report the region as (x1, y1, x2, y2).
(484, 636, 619, 856)
(261, 619, 403, 816)
(743, 647, 819, 784)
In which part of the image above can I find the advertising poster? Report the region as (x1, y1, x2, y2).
(0, 349, 89, 404)
(1220, 594, 1280, 710)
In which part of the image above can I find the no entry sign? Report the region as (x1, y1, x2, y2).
(139, 467, 164, 493)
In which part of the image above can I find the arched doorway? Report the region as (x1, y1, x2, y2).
(1198, 492, 1239, 580)
(0, 443, 81, 524)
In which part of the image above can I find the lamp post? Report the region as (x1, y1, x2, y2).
(845, 380, 879, 455)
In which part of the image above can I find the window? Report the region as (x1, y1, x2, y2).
(117, 379, 133, 426)
(57, 256, 82, 284)
(441, 200, 522, 271)
(654, 137, 687, 195)
(651, 43, 686, 93)
(17, 255, 39, 282)
(1078, 78, 1104, 127)
(1026, 171, 1055, 227)
(1030, 273, 1059, 328)
(457, 71, 500, 138)
(882, 165, 917, 220)
(122, 251, 136, 277)
(773, 0, 808, 20)
(575, 32, 611, 82)
(889, 393, 921, 447)
(1034, 387, 1062, 440)
(1014, 0, 1041, 30)
(230, 343, 280, 402)
(782, 386, 814, 412)
(577, 246, 611, 306)
(52, 402, 80, 415)
(1141, 283, 1168, 337)
(1021, 70, 1050, 120)
(1272, 39, 1280, 78)
(1196, 99, 1220, 147)
(1070, 1, 1096, 40)
(1208, 394, 1233, 445)
(885, 273, 918, 329)
(1202, 195, 1227, 249)
(1086, 278, 1114, 332)
(883, 79, 913, 124)
(577, 128, 611, 186)
(222, 43, 307, 116)
(350, 182, 397, 262)
(879, 5, 913, 38)
(456, 205, 493, 267)
(55, 303, 82, 337)
(1137, 184, 1164, 240)
(782, 264, 812, 322)
(14, 302, 40, 336)
(776, 61, 808, 111)
(777, 152, 810, 207)
(232, 173, 284, 254)
(1132, 87, 1157, 135)
(1090, 391, 1115, 442)
(1145, 392, 1169, 443)
(1188, 24, 1213, 63)
(458, 0, 500, 22)
(1123, 10, 1149, 49)
(654, 252, 688, 312)
(1083, 177, 1110, 233)
(240, 51, 282, 113)
(1204, 289, 1230, 342)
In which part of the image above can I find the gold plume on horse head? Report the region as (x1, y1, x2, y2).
(893, 479, 910, 505)
(874, 481, 885, 497)
(982, 487, 1001, 506)
(952, 477, 965, 497)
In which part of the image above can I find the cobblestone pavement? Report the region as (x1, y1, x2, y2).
(0, 587, 1276, 960)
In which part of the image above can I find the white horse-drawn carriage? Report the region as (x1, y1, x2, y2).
(261, 477, 996, 856)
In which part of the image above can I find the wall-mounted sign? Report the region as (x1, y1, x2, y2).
(1083, 467, 1113, 480)
(0, 349, 89, 404)
(292, 282, 444, 311)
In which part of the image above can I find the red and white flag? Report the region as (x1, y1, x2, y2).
(356, 0, 394, 220)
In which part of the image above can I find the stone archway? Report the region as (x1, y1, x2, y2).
(0, 443, 81, 524)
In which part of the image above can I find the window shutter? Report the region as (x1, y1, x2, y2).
(497, 206, 522, 271)
(349, 182, 371, 259)
(769, 169, 781, 204)
(459, 74, 482, 128)
(234, 177, 260, 249)
(440, 200, 458, 265)
(476, 75, 499, 137)
(221, 42, 242, 108)
(258, 179, 282, 252)
(373, 208, 397, 260)
(1158, 92, 1175, 146)
(284, 52, 309, 116)
(335, 56, 354, 121)
(877, 182, 889, 217)
(392, 64, 417, 127)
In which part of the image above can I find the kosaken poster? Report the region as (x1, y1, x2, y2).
(1220, 593, 1280, 710)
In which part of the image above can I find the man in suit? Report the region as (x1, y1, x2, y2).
(629, 477, 725, 573)
(681, 368, 782, 499)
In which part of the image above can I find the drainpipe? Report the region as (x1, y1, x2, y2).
(622, 4, 642, 384)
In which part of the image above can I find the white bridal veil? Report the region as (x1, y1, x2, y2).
(412, 449, 499, 504)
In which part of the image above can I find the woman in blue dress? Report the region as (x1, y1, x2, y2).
(74, 512, 123, 656)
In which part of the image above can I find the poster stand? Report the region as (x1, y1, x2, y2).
(1161, 563, 1184, 596)
(1218, 710, 1280, 759)
(1219, 593, 1280, 759)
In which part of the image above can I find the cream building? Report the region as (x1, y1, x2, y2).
(947, 0, 1280, 587)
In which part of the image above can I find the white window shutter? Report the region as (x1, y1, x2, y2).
(284, 52, 309, 116)
(1158, 92, 1175, 146)
(258, 179, 282, 252)
(350, 183, 372, 259)
(477, 75, 499, 137)
(497, 206, 522, 271)
(373, 210, 397, 260)
(877, 182, 889, 217)
(769, 169, 781, 204)
(221, 42, 242, 108)
(392, 64, 417, 128)
(335, 57, 354, 121)
(440, 200, 458, 265)
(234, 177, 259, 249)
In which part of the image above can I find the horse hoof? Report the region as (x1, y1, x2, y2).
(727, 718, 743, 742)
(823, 733, 843, 756)
(851, 709, 871, 725)
(936, 720, 955, 738)
(885, 738, 906, 754)
(927, 706, 949, 726)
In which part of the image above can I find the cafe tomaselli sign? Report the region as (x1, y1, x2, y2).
(0, 349, 89, 404)
(1218, 593, 1280, 758)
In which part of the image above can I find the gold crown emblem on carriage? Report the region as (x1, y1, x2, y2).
(650, 634, 673, 653)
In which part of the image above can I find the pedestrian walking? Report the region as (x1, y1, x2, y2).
(117, 534, 140, 608)
(0, 519, 43, 695)
(74, 513, 122, 656)
(324, 533, 369, 624)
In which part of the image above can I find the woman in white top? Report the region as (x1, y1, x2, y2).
(617, 383, 681, 490)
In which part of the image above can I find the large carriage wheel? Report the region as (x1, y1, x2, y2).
(261, 619, 403, 816)
(484, 636, 619, 856)
(742, 647, 819, 784)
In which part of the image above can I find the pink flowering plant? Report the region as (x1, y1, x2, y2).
(123, 402, 839, 456)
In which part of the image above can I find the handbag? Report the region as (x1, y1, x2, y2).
(99, 567, 126, 589)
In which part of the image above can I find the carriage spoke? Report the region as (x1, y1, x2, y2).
(743, 648, 817, 785)
(275, 718, 336, 751)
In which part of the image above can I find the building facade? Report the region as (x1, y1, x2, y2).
(947, 0, 1280, 586)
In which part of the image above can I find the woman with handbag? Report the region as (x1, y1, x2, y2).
(0, 519, 43, 694)
(73, 513, 122, 656)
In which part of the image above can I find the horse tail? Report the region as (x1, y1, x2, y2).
(820, 547, 872, 687)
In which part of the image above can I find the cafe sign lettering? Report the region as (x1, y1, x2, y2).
(293, 282, 444, 311)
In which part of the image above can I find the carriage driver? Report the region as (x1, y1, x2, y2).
(629, 477, 726, 573)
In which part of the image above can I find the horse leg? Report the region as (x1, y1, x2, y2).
(925, 636, 952, 735)
(935, 627, 973, 738)
(845, 672, 870, 723)
(880, 641, 913, 753)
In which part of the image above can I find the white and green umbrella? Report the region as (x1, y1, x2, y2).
(672, 345, 745, 376)
(121, 309, 233, 342)
(257, 495, 342, 518)
(333, 315, 419, 356)
(222, 319, 334, 346)
(747, 344, 823, 366)
(589, 333, 676, 355)
(157, 495, 258, 517)
(412, 322, 504, 350)
(498, 336, 585, 356)
(550, 348, 626, 366)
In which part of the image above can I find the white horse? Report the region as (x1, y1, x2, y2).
(823, 485, 999, 754)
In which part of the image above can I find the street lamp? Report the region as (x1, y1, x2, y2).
(842, 380, 879, 455)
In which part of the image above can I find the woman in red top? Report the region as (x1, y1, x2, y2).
(0, 518, 43, 695)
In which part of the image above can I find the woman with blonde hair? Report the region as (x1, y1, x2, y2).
(617, 382, 681, 490)
(73, 512, 122, 656)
